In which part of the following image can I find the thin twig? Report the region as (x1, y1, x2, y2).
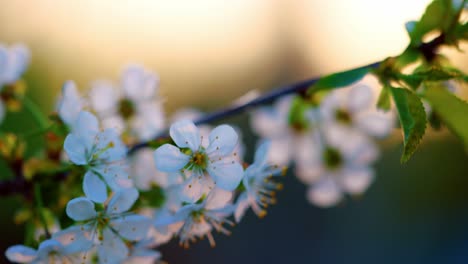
(128, 61, 381, 154)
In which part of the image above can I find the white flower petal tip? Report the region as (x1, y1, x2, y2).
(107, 188, 139, 214)
(66, 197, 97, 221)
(5, 245, 37, 263)
(169, 120, 201, 151)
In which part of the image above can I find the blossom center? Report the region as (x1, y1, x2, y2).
(118, 98, 136, 120)
(190, 152, 207, 169)
(190, 209, 205, 222)
(335, 109, 351, 124)
(323, 147, 342, 170)
(290, 121, 308, 133)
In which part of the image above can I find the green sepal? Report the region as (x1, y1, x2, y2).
(288, 96, 311, 132)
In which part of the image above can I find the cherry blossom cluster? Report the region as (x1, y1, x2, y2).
(2, 2, 467, 260)
(251, 76, 396, 207)
(4, 53, 287, 263)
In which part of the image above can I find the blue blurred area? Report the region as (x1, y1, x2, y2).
(159, 133, 468, 264)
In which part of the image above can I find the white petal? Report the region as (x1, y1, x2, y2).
(295, 163, 324, 184)
(340, 167, 375, 195)
(169, 120, 201, 151)
(58, 81, 83, 127)
(66, 197, 96, 221)
(63, 134, 88, 165)
(356, 111, 395, 138)
(0, 45, 9, 78)
(205, 188, 233, 210)
(180, 175, 206, 203)
(107, 188, 139, 214)
(206, 125, 238, 156)
(5, 245, 37, 263)
(347, 84, 373, 112)
(126, 248, 161, 264)
(95, 128, 127, 162)
(52, 225, 93, 254)
(101, 115, 126, 135)
(307, 178, 343, 207)
(268, 137, 293, 166)
(253, 140, 271, 168)
(95, 163, 132, 191)
(90, 81, 118, 114)
(343, 134, 379, 166)
(1, 44, 30, 84)
(121, 64, 158, 101)
(131, 149, 173, 190)
(293, 133, 319, 164)
(319, 91, 342, 122)
(234, 192, 249, 223)
(132, 102, 165, 140)
(75, 111, 99, 149)
(154, 144, 190, 172)
(36, 239, 63, 259)
(250, 107, 288, 138)
(207, 160, 243, 191)
(98, 228, 129, 264)
(83, 171, 108, 203)
(112, 215, 152, 241)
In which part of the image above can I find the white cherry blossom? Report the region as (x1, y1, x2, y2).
(154, 120, 243, 202)
(89, 65, 164, 141)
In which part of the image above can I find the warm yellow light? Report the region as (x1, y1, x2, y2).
(287, 0, 434, 75)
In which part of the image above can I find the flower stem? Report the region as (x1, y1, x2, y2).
(128, 61, 381, 154)
(22, 124, 54, 138)
(34, 183, 51, 239)
(22, 96, 49, 130)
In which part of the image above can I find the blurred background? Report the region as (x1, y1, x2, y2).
(0, 0, 467, 263)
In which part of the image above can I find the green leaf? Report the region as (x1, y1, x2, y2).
(413, 66, 466, 81)
(310, 65, 371, 91)
(409, 0, 454, 44)
(423, 83, 468, 150)
(377, 85, 392, 111)
(391, 88, 427, 163)
(454, 22, 468, 40)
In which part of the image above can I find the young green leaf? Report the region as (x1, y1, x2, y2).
(454, 21, 468, 40)
(423, 83, 468, 150)
(377, 85, 392, 111)
(391, 88, 427, 163)
(409, 0, 457, 45)
(413, 66, 466, 81)
(310, 65, 371, 92)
